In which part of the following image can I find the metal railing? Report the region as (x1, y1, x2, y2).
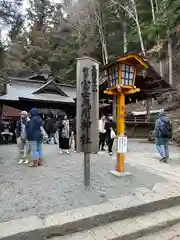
(125, 116, 156, 123)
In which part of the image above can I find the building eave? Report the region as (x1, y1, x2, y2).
(32, 80, 68, 96)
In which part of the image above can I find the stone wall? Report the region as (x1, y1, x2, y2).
(170, 117, 180, 146)
(126, 123, 154, 138)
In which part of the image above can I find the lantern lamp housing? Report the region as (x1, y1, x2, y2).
(107, 63, 136, 89)
(120, 64, 135, 87)
(103, 53, 148, 93)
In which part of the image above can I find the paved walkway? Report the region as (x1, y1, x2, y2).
(0, 139, 180, 223)
(125, 139, 180, 182)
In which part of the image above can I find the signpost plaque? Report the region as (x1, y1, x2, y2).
(117, 136, 127, 154)
(76, 56, 99, 186)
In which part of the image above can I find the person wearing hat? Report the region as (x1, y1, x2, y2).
(16, 111, 30, 164)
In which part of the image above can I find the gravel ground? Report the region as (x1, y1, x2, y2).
(0, 140, 168, 223)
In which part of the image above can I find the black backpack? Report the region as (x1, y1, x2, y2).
(160, 121, 172, 139)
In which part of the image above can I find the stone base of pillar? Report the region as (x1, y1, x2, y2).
(108, 170, 132, 178)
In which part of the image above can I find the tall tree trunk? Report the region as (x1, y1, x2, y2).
(131, 0, 145, 55)
(113, 20, 128, 121)
(149, 0, 156, 106)
(113, 21, 128, 121)
(93, 1, 114, 118)
(159, 61, 163, 77)
(92, 0, 108, 65)
(111, 0, 145, 55)
(153, 0, 164, 78)
(168, 36, 173, 85)
(123, 21, 128, 53)
(150, 0, 155, 22)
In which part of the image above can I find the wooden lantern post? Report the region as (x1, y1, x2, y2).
(103, 53, 148, 176)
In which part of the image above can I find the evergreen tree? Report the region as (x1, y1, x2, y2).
(0, 0, 23, 83)
(3, 0, 180, 85)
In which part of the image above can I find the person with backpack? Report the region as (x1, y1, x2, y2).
(154, 111, 172, 163)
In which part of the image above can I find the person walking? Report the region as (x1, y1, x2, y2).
(99, 115, 106, 151)
(26, 108, 44, 167)
(154, 111, 172, 163)
(44, 113, 57, 144)
(71, 117, 76, 152)
(58, 114, 70, 154)
(55, 118, 60, 143)
(16, 111, 30, 164)
(105, 115, 116, 156)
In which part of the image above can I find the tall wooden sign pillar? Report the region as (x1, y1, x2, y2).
(76, 56, 99, 186)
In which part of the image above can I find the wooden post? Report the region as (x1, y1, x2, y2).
(113, 96, 116, 120)
(116, 93, 125, 172)
(84, 152, 90, 186)
(76, 56, 99, 186)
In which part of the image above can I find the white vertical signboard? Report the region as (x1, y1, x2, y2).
(117, 136, 127, 153)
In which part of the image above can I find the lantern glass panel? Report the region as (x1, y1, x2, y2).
(108, 68, 113, 88)
(113, 64, 118, 86)
(121, 64, 135, 86)
(110, 68, 114, 87)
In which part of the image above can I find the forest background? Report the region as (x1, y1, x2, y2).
(0, 0, 180, 86)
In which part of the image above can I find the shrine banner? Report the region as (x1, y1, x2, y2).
(76, 57, 99, 153)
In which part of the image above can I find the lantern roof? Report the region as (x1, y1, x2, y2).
(100, 52, 174, 103)
(103, 52, 148, 74)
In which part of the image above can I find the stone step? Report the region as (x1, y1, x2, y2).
(1, 183, 180, 240)
(136, 222, 180, 240)
(49, 205, 180, 240)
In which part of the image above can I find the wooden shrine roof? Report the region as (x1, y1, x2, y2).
(0, 75, 75, 104)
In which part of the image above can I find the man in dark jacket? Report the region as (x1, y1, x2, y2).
(154, 111, 172, 162)
(105, 115, 116, 156)
(44, 113, 57, 144)
(26, 108, 44, 167)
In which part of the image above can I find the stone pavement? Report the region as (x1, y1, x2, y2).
(124, 139, 180, 182)
(136, 222, 180, 240)
(2, 187, 180, 240)
(0, 139, 180, 224)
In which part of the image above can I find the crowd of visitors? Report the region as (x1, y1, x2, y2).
(15, 107, 172, 167)
(15, 108, 75, 167)
(15, 108, 117, 167)
(99, 110, 172, 161)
